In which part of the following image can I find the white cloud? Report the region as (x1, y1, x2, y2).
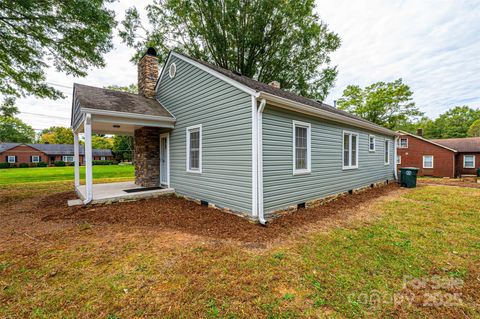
(10, 0, 480, 130)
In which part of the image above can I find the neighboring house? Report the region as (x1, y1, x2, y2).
(71, 48, 398, 224)
(396, 131, 480, 177)
(0, 143, 113, 166)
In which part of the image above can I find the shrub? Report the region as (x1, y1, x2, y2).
(30, 163, 37, 167)
(0, 162, 10, 169)
(19, 163, 29, 168)
(54, 160, 66, 167)
(37, 162, 47, 167)
(66, 162, 74, 166)
(92, 160, 115, 165)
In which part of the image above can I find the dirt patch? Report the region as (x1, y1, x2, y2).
(419, 178, 480, 189)
(30, 183, 401, 245)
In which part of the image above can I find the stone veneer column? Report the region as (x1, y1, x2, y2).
(134, 127, 161, 187)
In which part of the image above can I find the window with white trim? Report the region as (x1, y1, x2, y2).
(7, 156, 15, 163)
(423, 155, 434, 168)
(186, 124, 202, 173)
(169, 63, 177, 79)
(384, 140, 390, 165)
(343, 131, 359, 169)
(397, 155, 401, 165)
(368, 135, 375, 152)
(32, 155, 40, 163)
(398, 138, 408, 148)
(63, 155, 74, 163)
(100, 156, 106, 161)
(293, 121, 311, 174)
(463, 155, 475, 168)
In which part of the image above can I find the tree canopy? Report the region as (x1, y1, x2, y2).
(0, 0, 116, 99)
(105, 84, 138, 94)
(0, 98, 35, 143)
(337, 79, 423, 130)
(92, 135, 113, 149)
(468, 119, 480, 137)
(39, 126, 74, 144)
(120, 0, 341, 101)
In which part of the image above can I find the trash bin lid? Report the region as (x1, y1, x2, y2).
(399, 167, 419, 171)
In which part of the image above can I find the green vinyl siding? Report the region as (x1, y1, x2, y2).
(262, 105, 395, 214)
(156, 55, 253, 214)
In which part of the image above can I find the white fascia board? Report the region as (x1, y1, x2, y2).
(259, 92, 398, 137)
(167, 52, 259, 97)
(396, 131, 458, 152)
(81, 108, 176, 123)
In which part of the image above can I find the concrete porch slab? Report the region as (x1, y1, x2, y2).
(75, 181, 174, 204)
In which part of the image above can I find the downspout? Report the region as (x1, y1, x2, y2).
(257, 99, 267, 225)
(393, 136, 399, 181)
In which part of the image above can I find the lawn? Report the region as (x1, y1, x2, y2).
(0, 183, 479, 318)
(0, 164, 134, 185)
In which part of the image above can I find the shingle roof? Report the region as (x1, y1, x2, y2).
(174, 52, 389, 131)
(432, 137, 480, 153)
(73, 83, 174, 118)
(0, 143, 113, 156)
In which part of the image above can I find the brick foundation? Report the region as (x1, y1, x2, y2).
(134, 127, 161, 187)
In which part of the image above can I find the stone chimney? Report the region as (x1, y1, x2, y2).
(416, 128, 423, 136)
(268, 81, 280, 89)
(138, 47, 158, 99)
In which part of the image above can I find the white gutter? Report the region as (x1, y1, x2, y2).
(394, 136, 399, 180)
(257, 98, 267, 225)
(258, 92, 398, 137)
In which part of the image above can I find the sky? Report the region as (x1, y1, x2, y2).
(12, 0, 480, 131)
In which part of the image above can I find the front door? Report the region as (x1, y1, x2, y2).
(160, 133, 169, 186)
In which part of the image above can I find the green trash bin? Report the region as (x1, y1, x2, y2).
(477, 168, 480, 177)
(399, 167, 419, 188)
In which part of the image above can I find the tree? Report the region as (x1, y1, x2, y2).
(468, 119, 480, 137)
(427, 106, 480, 138)
(92, 135, 113, 149)
(105, 84, 138, 94)
(0, 0, 116, 99)
(337, 79, 423, 130)
(120, 0, 341, 101)
(112, 135, 134, 162)
(39, 126, 74, 144)
(0, 98, 35, 143)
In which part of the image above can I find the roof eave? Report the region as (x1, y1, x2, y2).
(259, 92, 398, 137)
(397, 131, 458, 152)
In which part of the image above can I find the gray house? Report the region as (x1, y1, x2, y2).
(71, 48, 398, 224)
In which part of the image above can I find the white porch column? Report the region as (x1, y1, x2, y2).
(73, 131, 80, 188)
(84, 113, 93, 203)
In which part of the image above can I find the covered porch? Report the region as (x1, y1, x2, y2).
(70, 83, 176, 205)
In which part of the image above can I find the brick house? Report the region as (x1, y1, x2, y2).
(396, 131, 480, 177)
(0, 143, 113, 166)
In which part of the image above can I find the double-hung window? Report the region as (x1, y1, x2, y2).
(368, 135, 376, 152)
(423, 155, 434, 168)
(7, 156, 15, 163)
(343, 131, 359, 169)
(398, 138, 408, 148)
(293, 121, 311, 175)
(397, 155, 401, 165)
(31, 155, 40, 163)
(464, 155, 475, 168)
(63, 155, 74, 163)
(100, 156, 106, 161)
(186, 124, 202, 173)
(384, 140, 390, 165)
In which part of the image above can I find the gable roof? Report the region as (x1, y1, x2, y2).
(162, 51, 397, 136)
(0, 143, 113, 156)
(432, 137, 480, 153)
(73, 83, 174, 118)
(397, 131, 458, 152)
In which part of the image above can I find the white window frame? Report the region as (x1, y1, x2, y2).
(384, 139, 391, 165)
(7, 156, 15, 163)
(31, 155, 40, 163)
(292, 120, 311, 175)
(368, 135, 376, 152)
(398, 138, 408, 149)
(397, 155, 401, 165)
(463, 155, 475, 169)
(100, 156, 106, 161)
(169, 63, 177, 79)
(423, 155, 434, 169)
(342, 130, 359, 170)
(186, 124, 202, 173)
(63, 155, 74, 163)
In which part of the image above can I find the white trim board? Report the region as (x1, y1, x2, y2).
(292, 120, 311, 175)
(342, 130, 359, 170)
(186, 124, 202, 174)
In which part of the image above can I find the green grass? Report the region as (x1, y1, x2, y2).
(0, 185, 479, 318)
(0, 165, 134, 185)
